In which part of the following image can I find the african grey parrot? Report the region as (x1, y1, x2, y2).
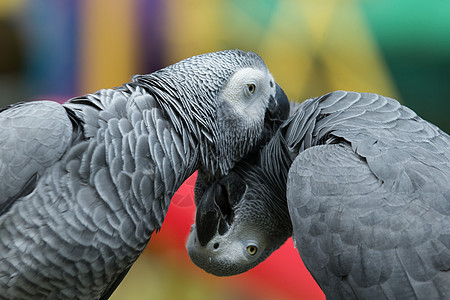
(0, 49, 290, 299)
(187, 90, 450, 299)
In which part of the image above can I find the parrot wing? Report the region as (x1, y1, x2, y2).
(287, 139, 450, 298)
(0, 100, 75, 215)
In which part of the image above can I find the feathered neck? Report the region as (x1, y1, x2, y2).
(133, 73, 265, 182)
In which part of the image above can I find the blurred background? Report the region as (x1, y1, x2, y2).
(1, 0, 449, 299)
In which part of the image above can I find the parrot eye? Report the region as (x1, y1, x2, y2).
(246, 245, 258, 256)
(247, 83, 256, 95)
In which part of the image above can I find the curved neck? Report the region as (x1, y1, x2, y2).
(65, 85, 202, 233)
(133, 75, 225, 179)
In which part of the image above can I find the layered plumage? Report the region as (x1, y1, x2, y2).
(187, 91, 450, 299)
(0, 50, 289, 299)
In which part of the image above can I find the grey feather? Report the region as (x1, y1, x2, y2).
(187, 91, 450, 299)
(0, 101, 74, 205)
(0, 50, 289, 299)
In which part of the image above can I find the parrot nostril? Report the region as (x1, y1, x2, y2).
(213, 242, 219, 249)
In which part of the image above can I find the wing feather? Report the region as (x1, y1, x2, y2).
(0, 101, 74, 213)
(287, 143, 450, 298)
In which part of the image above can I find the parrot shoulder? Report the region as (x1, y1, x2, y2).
(0, 100, 76, 215)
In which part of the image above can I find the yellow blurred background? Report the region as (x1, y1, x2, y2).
(1, 0, 449, 299)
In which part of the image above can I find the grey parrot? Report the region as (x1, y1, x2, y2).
(0, 49, 290, 299)
(187, 91, 450, 299)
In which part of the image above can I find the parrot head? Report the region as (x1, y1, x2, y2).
(134, 49, 290, 178)
(186, 130, 293, 276)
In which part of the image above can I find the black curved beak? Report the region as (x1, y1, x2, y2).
(260, 83, 289, 143)
(195, 182, 223, 247)
(195, 175, 245, 247)
(267, 83, 290, 123)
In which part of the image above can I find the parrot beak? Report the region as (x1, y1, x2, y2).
(195, 178, 241, 247)
(267, 83, 290, 123)
(259, 83, 289, 144)
(195, 181, 223, 247)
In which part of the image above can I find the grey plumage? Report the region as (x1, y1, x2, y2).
(0, 50, 289, 299)
(187, 91, 450, 299)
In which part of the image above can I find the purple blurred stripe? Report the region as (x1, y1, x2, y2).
(136, 0, 166, 74)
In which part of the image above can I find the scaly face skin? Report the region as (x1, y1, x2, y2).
(186, 139, 294, 276)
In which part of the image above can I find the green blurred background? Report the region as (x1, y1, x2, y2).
(0, 0, 449, 299)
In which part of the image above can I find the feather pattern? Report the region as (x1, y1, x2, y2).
(0, 101, 74, 206)
(0, 50, 282, 298)
(188, 90, 450, 298)
(282, 91, 450, 298)
(0, 86, 200, 299)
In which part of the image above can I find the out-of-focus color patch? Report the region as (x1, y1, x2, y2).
(0, 0, 24, 17)
(79, 0, 138, 94)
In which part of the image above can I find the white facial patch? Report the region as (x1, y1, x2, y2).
(220, 68, 276, 122)
(187, 222, 267, 265)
